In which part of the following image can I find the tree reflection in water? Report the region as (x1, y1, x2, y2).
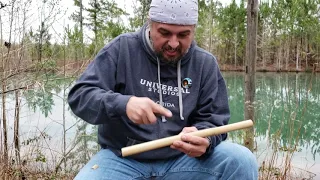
(225, 72, 319, 178)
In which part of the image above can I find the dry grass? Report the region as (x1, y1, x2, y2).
(0, 163, 75, 180)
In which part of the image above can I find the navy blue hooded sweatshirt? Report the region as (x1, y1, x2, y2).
(68, 23, 230, 160)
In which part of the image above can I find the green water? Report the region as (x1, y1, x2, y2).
(224, 72, 320, 177)
(5, 72, 319, 177)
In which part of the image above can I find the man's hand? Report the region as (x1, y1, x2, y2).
(126, 96, 172, 124)
(170, 127, 210, 157)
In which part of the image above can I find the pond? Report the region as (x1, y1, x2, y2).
(225, 72, 320, 178)
(3, 72, 319, 177)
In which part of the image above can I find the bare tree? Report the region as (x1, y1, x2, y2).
(79, 0, 84, 59)
(72, 0, 84, 59)
(1, 0, 16, 167)
(14, 90, 21, 164)
(244, 0, 259, 151)
(12, 0, 32, 165)
(35, 0, 61, 62)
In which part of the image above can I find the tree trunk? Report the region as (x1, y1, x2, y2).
(141, 0, 146, 25)
(244, 0, 258, 151)
(80, 0, 84, 59)
(234, 27, 238, 67)
(38, 23, 44, 62)
(209, 17, 213, 53)
(63, 34, 67, 171)
(14, 90, 20, 164)
(285, 37, 290, 71)
(276, 41, 280, 71)
(0, 11, 3, 164)
(278, 40, 283, 71)
(305, 36, 308, 71)
(1, 82, 8, 165)
(93, 0, 98, 55)
(1, 5, 11, 165)
(262, 23, 266, 70)
(296, 38, 300, 71)
(209, 0, 214, 53)
(315, 45, 320, 70)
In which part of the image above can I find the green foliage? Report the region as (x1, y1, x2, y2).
(28, 22, 52, 61)
(129, 0, 152, 30)
(24, 75, 73, 117)
(21, 0, 317, 69)
(25, 89, 54, 117)
(66, 25, 84, 60)
(21, 132, 52, 146)
(86, 0, 128, 53)
(35, 150, 47, 163)
(35, 59, 57, 71)
(20, 133, 51, 163)
(51, 43, 65, 60)
(66, 120, 99, 171)
(215, 0, 246, 64)
(12, 0, 320, 69)
(195, 0, 221, 49)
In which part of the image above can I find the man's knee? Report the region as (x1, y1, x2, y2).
(215, 141, 257, 165)
(212, 141, 258, 178)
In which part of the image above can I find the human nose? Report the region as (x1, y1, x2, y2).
(168, 36, 179, 49)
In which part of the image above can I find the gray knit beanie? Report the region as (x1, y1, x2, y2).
(149, 0, 198, 25)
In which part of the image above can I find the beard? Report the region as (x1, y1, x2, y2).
(155, 44, 184, 66)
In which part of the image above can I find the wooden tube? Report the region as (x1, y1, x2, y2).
(121, 120, 253, 157)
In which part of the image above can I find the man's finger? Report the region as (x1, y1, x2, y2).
(146, 111, 157, 124)
(171, 141, 205, 157)
(171, 141, 193, 153)
(179, 127, 198, 135)
(141, 116, 149, 124)
(181, 135, 210, 147)
(151, 103, 172, 117)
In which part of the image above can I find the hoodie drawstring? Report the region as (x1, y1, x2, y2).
(157, 58, 167, 122)
(177, 60, 184, 120)
(157, 58, 184, 122)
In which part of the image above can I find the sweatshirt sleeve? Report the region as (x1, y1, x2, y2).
(68, 44, 132, 125)
(192, 57, 230, 154)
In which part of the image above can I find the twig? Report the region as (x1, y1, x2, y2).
(0, 86, 28, 94)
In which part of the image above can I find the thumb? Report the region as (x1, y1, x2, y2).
(151, 103, 172, 117)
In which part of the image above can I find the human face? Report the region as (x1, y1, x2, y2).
(149, 21, 195, 63)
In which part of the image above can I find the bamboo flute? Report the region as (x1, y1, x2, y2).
(122, 120, 253, 157)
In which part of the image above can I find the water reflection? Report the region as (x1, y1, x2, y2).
(3, 73, 319, 176)
(224, 72, 320, 177)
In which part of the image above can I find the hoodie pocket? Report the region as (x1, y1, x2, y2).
(126, 137, 146, 146)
